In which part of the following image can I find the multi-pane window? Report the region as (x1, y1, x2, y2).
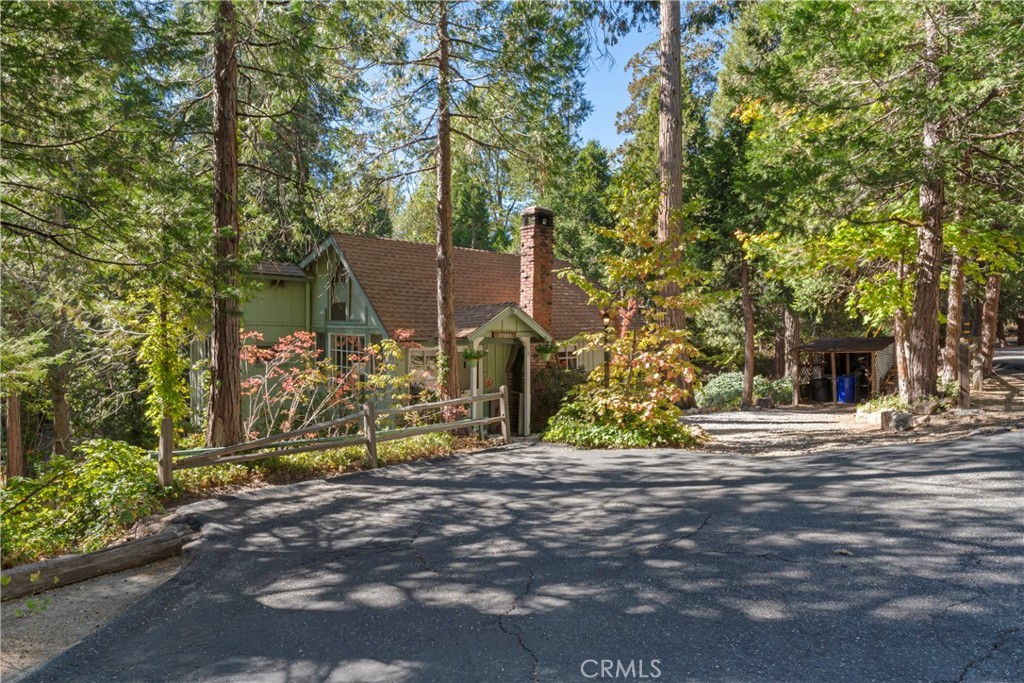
(330, 266, 351, 321)
(556, 344, 579, 370)
(330, 334, 365, 375)
(408, 347, 438, 388)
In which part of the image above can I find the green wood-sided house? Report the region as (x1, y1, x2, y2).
(192, 207, 604, 435)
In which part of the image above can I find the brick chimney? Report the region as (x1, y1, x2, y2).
(519, 206, 554, 333)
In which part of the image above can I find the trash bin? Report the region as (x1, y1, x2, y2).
(837, 374, 857, 403)
(811, 376, 832, 402)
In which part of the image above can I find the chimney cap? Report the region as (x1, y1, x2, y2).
(521, 206, 554, 226)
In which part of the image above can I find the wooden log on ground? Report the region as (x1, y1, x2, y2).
(1, 524, 196, 601)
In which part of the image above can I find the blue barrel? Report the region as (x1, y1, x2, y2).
(837, 374, 857, 403)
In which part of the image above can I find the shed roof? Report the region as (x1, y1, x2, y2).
(251, 262, 309, 280)
(794, 336, 895, 353)
(330, 233, 603, 341)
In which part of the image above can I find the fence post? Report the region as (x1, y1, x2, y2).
(158, 416, 174, 486)
(958, 341, 971, 409)
(499, 385, 511, 444)
(363, 402, 379, 468)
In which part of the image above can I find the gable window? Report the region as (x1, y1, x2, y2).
(330, 265, 352, 321)
(408, 347, 438, 388)
(330, 334, 365, 375)
(556, 344, 579, 370)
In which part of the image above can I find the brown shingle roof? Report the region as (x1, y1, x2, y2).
(252, 262, 308, 279)
(794, 337, 895, 353)
(455, 303, 517, 337)
(332, 233, 603, 341)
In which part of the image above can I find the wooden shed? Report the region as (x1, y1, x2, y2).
(793, 337, 896, 405)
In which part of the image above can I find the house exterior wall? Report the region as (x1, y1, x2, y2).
(241, 280, 308, 344)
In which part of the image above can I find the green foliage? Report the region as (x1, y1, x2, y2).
(0, 328, 58, 397)
(857, 394, 910, 415)
(461, 347, 488, 362)
(137, 291, 191, 431)
(530, 365, 587, 433)
(544, 388, 702, 449)
(171, 433, 455, 493)
(0, 440, 165, 567)
(695, 372, 793, 410)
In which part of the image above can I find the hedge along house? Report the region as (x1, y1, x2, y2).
(193, 207, 605, 435)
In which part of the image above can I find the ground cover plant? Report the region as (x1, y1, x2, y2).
(0, 432, 460, 568)
(695, 372, 793, 410)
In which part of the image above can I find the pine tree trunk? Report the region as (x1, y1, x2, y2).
(784, 306, 800, 404)
(206, 0, 242, 447)
(435, 0, 459, 402)
(905, 5, 945, 403)
(1017, 314, 1024, 346)
(942, 249, 964, 382)
(894, 309, 909, 398)
(49, 309, 72, 455)
(657, 0, 685, 328)
(741, 259, 755, 409)
(980, 272, 1001, 376)
(774, 328, 785, 379)
(6, 394, 25, 478)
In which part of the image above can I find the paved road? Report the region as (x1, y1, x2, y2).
(27, 433, 1024, 683)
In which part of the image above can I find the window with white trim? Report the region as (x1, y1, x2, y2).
(556, 344, 579, 370)
(330, 334, 365, 375)
(408, 347, 438, 388)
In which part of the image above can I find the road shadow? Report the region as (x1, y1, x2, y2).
(24, 433, 1024, 683)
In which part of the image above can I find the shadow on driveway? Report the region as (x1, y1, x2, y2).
(24, 432, 1024, 683)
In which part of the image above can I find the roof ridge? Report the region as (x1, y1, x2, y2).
(333, 231, 518, 258)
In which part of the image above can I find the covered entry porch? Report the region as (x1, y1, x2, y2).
(457, 303, 552, 436)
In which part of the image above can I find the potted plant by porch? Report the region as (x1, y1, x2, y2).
(536, 341, 559, 363)
(462, 347, 487, 365)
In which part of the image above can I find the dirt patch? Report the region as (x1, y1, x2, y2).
(686, 404, 1021, 457)
(686, 352, 1024, 457)
(0, 556, 184, 682)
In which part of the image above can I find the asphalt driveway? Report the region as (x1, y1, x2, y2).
(26, 432, 1024, 683)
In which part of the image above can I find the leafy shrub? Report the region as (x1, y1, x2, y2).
(530, 365, 587, 433)
(543, 388, 702, 449)
(857, 393, 910, 414)
(1, 440, 165, 567)
(172, 433, 456, 494)
(695, 372, 793, 409)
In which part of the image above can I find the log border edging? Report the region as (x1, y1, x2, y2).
(1, 524, 197, 602)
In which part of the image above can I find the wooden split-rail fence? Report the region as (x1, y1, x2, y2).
(157, 386, 512, 486)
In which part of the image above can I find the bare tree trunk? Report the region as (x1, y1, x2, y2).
(784, 306, 800, 404)
(49, 308, 72, 455)
(894, 309, 909, 398)
(6, 394, 25, 478)
(1017, 314, 1024, 346)
(206, 0, 242, 447)
(980, 272, 1001, 376)
(435, 0, 459, 402)
(657, 0, 683, 330)
(942, 249, 964, 382)
(905, 6, 946, 404)
(741, 259, 755, 409)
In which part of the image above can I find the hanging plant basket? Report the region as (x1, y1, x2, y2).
(536, 342, 559, 362)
